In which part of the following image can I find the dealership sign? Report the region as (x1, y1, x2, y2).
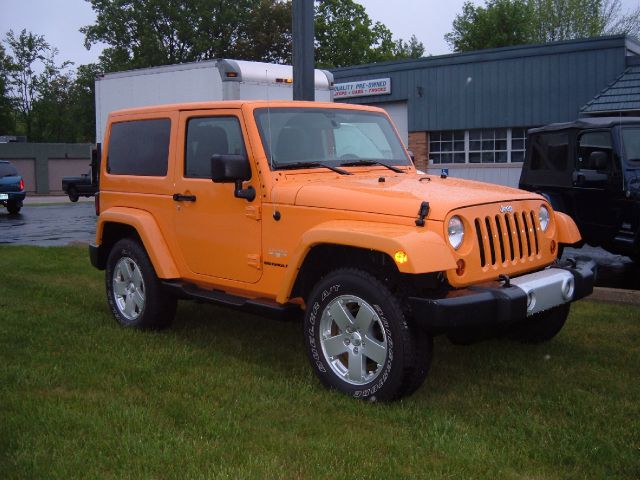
(334, 78, 391, 98)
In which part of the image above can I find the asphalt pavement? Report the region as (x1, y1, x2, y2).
(0, 199, 95, 246)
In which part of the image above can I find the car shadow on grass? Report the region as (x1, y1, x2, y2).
(165, 298, 589, 401)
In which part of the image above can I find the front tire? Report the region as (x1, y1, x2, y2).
(509, 303, 570, 343)
(303, 269, 432, 401)
(105, 238, 176, 329)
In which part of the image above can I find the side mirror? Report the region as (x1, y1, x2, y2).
(211, 154, 251, 183)
(588, 151, 608, 171)
(211, 154, 255, 202)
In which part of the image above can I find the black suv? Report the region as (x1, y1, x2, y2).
(519, 117, 640, 261)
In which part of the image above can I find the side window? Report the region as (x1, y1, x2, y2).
(185, 116, 246, 178)
(577, 131, 612, 171)
(530, 133, 569, 172)
(107, 119, 171, 176)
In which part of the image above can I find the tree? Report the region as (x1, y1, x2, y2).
(4, 29, 73, 140)
(0, 43, 14, 134)
(445, 0, 534, 52)
(82, 0, 293, 71)
(446, 0, 640, 52)
(314, 0, 424, 68)
(83, 0, 424, 72)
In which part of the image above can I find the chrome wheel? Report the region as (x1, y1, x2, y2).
(112, 256, 146, 321)
(319, 294, 388, 386)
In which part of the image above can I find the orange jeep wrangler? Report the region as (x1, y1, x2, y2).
(90, 100, 595, 401)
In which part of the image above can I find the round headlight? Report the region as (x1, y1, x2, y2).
(448, 216, 464, 250)
(539, 205, 550, 232)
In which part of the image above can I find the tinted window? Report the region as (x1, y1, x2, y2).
(0, 162, 18, 177)
(530, 133, 569, 171)
(578, 131, 612, 170)
(185, 117, 246, 178)
(621, 127, 640, 164)
(107, 119, 171, 176)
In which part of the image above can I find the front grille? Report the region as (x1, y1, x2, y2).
(474, 210, 540, 268)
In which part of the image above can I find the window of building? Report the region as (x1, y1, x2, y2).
(429, 128, 528, 164)
(107, 119, 171, 176)
(429, 131, 465, 164)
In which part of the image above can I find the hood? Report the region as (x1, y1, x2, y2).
(277, 174, 542, 221)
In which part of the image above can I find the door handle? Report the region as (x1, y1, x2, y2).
(173, 193, 197, 202)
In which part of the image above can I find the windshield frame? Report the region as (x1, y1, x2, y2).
(253, 107, 412, 171)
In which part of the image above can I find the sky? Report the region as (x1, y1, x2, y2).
(1, 0, 639, 70)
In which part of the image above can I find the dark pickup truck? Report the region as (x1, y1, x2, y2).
(61, 146, 100, 202)
(62, 171, 98, 202)
(519, 117, 640, 262)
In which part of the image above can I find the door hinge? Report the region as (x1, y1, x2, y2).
(247, 254, 262, 270)
(245, 205, 261, 221)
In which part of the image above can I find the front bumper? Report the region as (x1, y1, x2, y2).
(408, 258, 596, 330)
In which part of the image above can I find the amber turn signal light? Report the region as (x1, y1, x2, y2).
(456, 259, 465, 276)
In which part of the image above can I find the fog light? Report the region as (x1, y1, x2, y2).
(527, 291, 536, 312)
(456, 259, 465, 276)
(394, 251, 408, 264)
(561, 278, 574, 300)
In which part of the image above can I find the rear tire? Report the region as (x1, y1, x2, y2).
(7, 201, 21, 215)
(509, 303, 570, 343)
(68, 187, 79, 202)
(303, 268, 432, 401)
(105, 238, 176, 329)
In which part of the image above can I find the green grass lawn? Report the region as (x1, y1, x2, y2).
(1, 246, 638, 479)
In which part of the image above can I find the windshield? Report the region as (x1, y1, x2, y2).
(621, 127, 640, 165)
(254, 108, 411, 169)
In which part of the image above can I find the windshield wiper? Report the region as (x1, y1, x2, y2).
(276, 162, 352, 175)
(339, 160, 406, 173)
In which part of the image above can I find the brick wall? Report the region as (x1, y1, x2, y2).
(408, 131, 429, 170)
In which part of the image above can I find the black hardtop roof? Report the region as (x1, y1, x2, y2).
(529, 117, 640, 134)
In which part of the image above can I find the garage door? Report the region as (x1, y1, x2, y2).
(48, 159, 91, 194)
(9, 159, 36, 193)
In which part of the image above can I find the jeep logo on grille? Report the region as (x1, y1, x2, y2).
(500, 205, 513, 213)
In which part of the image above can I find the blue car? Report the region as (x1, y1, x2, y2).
(0, 160, 26, 214)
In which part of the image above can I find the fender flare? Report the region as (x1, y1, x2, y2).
(554, 211, 581, 245)
(276, 220, 456, 303)
(97, 207, 179, 278)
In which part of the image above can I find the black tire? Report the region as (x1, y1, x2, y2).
(105, 238, 176, 329)
(303, 268, 432, 401)
(68, 187, 79, 202)
(509, 303, 570, 344)
(7, 201, 21, 215)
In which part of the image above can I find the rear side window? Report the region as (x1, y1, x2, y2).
(0, 162, 18, 177)
(107, 119, 171, 176)
(530, 133, 569, 171)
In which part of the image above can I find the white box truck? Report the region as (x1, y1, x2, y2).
(95, 59, 334, 143)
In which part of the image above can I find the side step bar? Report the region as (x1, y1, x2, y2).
(162, 281, 301, 321)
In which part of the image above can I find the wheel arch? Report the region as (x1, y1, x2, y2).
(96, 207, 179, 278)
(276, 220, 456, 303)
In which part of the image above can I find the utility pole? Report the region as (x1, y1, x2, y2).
(292, 0, 314, 101)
